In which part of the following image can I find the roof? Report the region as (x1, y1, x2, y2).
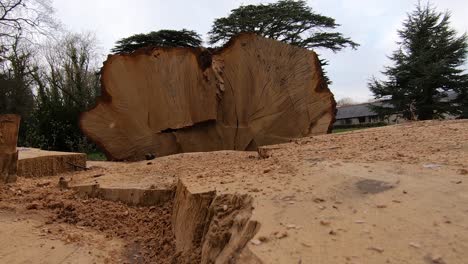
(336, 90, 458, 120)
(336, 103, 379, 119)
(440, 90, 458, 102)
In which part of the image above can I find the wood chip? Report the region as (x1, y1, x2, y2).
(409, 242, 421, 248)
(250, 239, 261, 245)
(275, 231, 288, 239)
(367, 246, 384, 253)
(300, 242, 312, 248)
(313, 198, 326, 203)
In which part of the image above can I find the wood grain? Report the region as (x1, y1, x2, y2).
(80, 34, 336, 161)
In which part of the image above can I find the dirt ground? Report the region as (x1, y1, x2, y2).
(0, 180, 175, 263)
(0, 119, 467, 263)
(174, 120, 468, 263)
(0, 211, 124, 263)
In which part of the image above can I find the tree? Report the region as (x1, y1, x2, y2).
(0, 0, 57, 119)
(0, 0, 58, 46)
(0, 0, 58, 148)
(208, 0, 358, 51)
(208, 0, 358, 84)
(0, 52, 34, 119)
(42, 32, 100, 109)
(336, 97, 356, 107)
(0, 35, 36, 147)
(369, 2, 468, 120)
(25, 32, 101, 151)
(112, 29, 202, 54)
(0, 2, 101, 152)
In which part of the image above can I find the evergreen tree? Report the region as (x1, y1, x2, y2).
(208, 0, 358, 84)
(112, 29, 202, 54)
(369, 3, 468, 120)
(208, 0, 358, 51)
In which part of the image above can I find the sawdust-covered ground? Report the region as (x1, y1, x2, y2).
(0, 182, 175, 263)
(0, 119, 467, 263)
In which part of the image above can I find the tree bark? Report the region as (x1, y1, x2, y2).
(80, 34, 336, 161)
(0, 114, 20, 184)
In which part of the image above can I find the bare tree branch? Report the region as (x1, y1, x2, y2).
(0, 0, 59, 48)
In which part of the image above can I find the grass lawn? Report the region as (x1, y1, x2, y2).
(87, 152, 107, 161)
(332, 127, 368, 133)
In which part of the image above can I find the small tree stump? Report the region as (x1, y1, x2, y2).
(0, 114, 20, 184)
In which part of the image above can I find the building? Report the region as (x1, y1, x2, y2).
(333, 102, 387, 126)
(334, 91, 459, 127)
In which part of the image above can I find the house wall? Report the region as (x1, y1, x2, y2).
(334, 114, 410, 127)
(334, 115, 383, 126)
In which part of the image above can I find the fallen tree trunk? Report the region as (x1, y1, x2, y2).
(0, 114, 20, 183)
(80, 34, 336, 161)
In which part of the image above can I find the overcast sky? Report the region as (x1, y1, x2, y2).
(53, 0, 468, 102)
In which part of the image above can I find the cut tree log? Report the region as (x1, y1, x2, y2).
(0, 114, 20, 183)
(17, 148, 87, 178)
(80, 34, 336, 161)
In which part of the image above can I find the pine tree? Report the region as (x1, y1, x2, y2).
(208, 0, 358, 84)
(112, 29, 202, 54)
(208, 0, 358, 51)
(369, 2, 468, 120)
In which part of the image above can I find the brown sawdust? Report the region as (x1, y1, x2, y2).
(0, 179, 177, 263)
(0, 120, 467, 263)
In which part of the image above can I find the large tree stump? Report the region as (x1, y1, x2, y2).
(0, 114, 20, 183)
(80, 34, 336, 161)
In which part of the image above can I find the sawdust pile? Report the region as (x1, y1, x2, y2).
(0, 180, 178, 263)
